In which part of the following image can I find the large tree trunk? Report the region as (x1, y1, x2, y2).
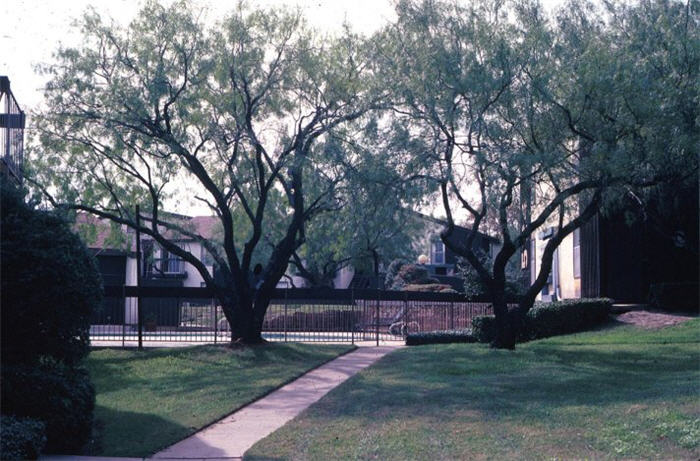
(219, 293, 266, 345)
(490, 290, 519, 350)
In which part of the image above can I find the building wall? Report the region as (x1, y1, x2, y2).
(533, 230, 582, 301)
(556, 233, 580, 299)
(333, 265, 355, 289)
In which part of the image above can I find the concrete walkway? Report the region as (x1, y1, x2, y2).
(43, 345, 400, 461)
(153, 345, 398, 459)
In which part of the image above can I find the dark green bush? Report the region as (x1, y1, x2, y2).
(471, 298, 613, 344)
(1, 182, 102, 366)
(406, 329, 476, 346)
(391, 264, 438, 289)
(471, 315, 497, 343)
(525, 298, 612, 340)
(1, 182, 100, 454)
(649, 283, 699, 313)
(1, 360, 95, 453)
(0, 415, 46, 460)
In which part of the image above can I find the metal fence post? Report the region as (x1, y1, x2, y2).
(135, 205, 143, 350)
(450, 301, 455, 330)
(351, 288, 355, 345)
(403, 291, 409, 340)
(284, 289, 288, 342)
(375, 289, 380, 347)
(213, 298, 218, 344)
(121, 285, 126, 348)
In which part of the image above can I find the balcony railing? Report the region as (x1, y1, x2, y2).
(144, 258, 186, 278)
(0, 76, 25, 184)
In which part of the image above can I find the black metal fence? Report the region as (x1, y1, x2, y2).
(91, 287, 515, 346)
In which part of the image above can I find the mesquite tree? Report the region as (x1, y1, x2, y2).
(31, 1, 384, 343)
(290, 142, 426, 287)
(380, 0, 697, 348)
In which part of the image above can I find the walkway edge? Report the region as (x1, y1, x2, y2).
(152, 345, 402, 459)
(42, 344, 359, 461)
(147, 343, 359, 456)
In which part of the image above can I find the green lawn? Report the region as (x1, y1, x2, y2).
(246, 319, 700, 460)
(84, 343, 355, 457)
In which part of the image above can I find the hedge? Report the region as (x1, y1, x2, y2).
(1, 360, 95, 453)
(406, 329, 477, 346)
(0, 416, 46, 460)
(471, 298, 613, 344)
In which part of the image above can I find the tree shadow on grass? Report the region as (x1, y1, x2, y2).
(82, 404, 229, 458)
(302, 341, 699, 422)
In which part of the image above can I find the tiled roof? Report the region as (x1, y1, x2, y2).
(75, 212, 220, 249)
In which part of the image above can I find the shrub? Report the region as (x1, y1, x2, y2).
(1, 182, 102, 366)
(385, 259, 407, 289)
(471, 315, 497, 343)
(525, 298, 612, 340)
(0, 416, 46, 460)
(1, 360, 95, 453)
(389, 264, 439, 290)
(471, 298, 613, 344)
(406, 329, 477, 346)
(649, 282, 699, 313)
(1, 182, 100, 453)
(403, 283, 455, 292)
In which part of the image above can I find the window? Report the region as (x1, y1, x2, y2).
(431, 242, 445, 264)
(573, 228, 581, 279)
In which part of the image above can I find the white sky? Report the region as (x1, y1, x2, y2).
(1, 0, 399, 112)
(1, 0, 567, 112)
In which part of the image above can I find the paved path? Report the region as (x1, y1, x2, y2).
(43, 345, 400, 461)
(152, 345, 398, 459)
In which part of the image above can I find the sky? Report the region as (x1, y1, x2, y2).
(1, 0, 398, 112)
(1, 0, 567, 112)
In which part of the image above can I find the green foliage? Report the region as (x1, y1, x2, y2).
(0, 182, 99, 453)
(295, 153, 426, 287)
(31, 0, 385, 341)
(405, 329, 476, 346)
(384, 259, 407, 289)
(390, 264, 437, 289)
(471, 298, 613, 344)
(403, 283, 455, 293)
(471, 315, 498, 343)
(525, 298, 612, 340)
(458, 254, 527, 298)
(0, 416, 46, 460)
(375, 0, 698, 348)
(1, 360, 95, 453)
(1, 182, 102, 366)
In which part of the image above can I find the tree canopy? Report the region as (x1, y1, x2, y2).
(32, 0, 385, 343)
(376, 0, 698, 347)
(30, 0, 698, 347)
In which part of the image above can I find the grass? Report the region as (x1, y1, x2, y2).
(245, 319, 700, 460)
(84, 342, 355, 457)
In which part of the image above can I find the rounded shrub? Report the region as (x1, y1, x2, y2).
(0, 415, 46, 460)
(1, 360, 95, 453)
(1, 182, 102, 366)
